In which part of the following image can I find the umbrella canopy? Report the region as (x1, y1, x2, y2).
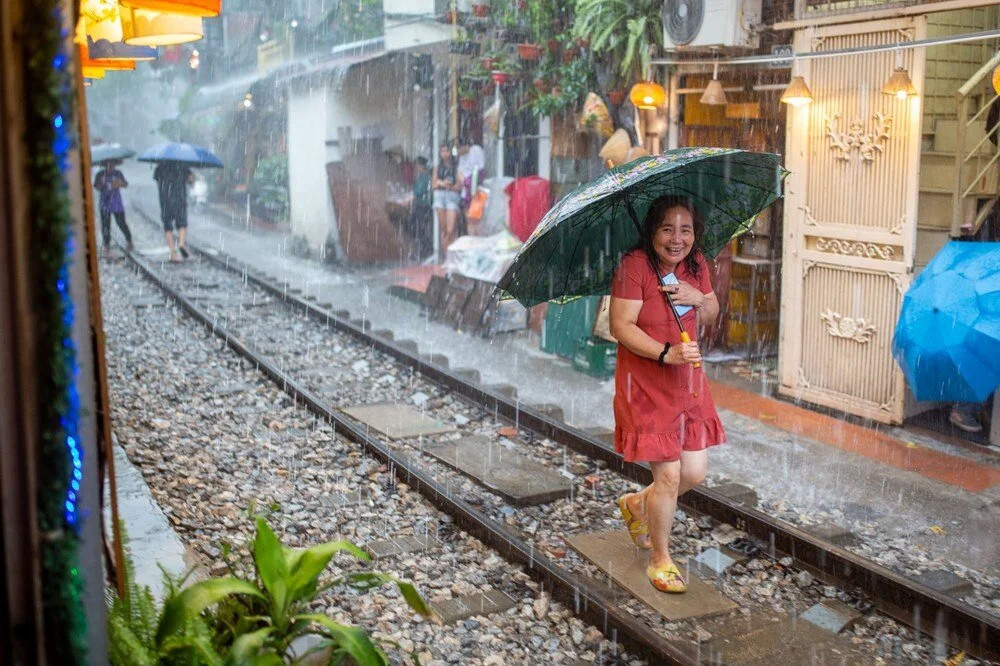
(91, 143, 135, 164)
(892, 241, 1000, 403)
(137, 142, 223, 168)
(496, 147, 787, 308)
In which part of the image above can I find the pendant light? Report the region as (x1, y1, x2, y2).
(700, 60, 727, 106)
(120, 0, 221, 17)
(882, 49, 917, 100)
(121, 7, 203, 46)
(82, 1, 158, 61)
(780, 76, 814, 106)
(630, 80, 666, 110)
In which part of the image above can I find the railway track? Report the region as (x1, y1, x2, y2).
(117, 236, 999, 663)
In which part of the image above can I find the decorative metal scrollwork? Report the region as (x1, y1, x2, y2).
(815, 237, 895, 260)
(826, 112, 892, 162)
(820, 309, 877, 343)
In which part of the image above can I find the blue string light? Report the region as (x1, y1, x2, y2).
(50, 40, 82, 531)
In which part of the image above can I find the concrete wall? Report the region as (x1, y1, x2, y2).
(287, 83, 340, 256)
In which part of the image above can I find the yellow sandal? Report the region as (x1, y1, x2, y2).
(646, 562, 687, 594)
(616, 494, 651, 549)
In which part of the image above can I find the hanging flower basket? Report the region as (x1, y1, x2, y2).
(607, 89, 627, 106)
(481, 56, 495, 71)
(472, 3, 489, 17)
(491, 71, 512, 85)
(460, 97, 479, 111)
(533, 77, 550, 93)
(518, 43, 541, 61)
(562, 46, 579, 63)
(546, 38, 560, 53)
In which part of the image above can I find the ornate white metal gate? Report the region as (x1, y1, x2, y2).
(779, 17, 925, 424)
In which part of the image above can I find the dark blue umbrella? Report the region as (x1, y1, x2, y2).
(892, 241, 1000, 403)
(91, 143, 135, 164)
(138, 142, 223, 168)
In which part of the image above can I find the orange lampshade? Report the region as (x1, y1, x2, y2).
(881, 67, 917, 99)
(120, 0, 221, 17)
(992, 65, 1000, 96)
(780, 76, 813, 106)
(629, 81, 666, 110)
(82, 66, 106, 79)
(121, 7, 203, 46)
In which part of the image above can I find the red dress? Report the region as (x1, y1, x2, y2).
(611, 249, 726, 463)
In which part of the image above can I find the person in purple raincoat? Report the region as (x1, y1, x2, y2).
(93, 159, 134, 253)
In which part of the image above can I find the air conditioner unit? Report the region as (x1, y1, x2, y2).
(661, 0, 762, 50)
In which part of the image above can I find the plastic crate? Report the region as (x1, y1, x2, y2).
(572, 336, 618, 378)
(541, 296, 601, 359)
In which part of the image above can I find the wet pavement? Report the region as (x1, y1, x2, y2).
(117, 165, 1000, 586)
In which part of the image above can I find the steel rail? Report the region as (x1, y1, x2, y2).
(177, 241, 1000, 661)
(122, 248, 698, 665)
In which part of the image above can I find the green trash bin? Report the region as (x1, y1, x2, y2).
(572, 336, 618, 378)
(541, 296, 601, 359)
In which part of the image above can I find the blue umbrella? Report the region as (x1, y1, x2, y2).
(138, 142, 223, 168)
(91, 143, 135, 164)
(892, 241, 1000, 403)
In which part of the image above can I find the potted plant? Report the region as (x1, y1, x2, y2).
(458, 79, 480, 110)
(533, 74, 550, 93)
(107, 517, 430, 665)
(490, 54, 518, 85)
(573, 0, 663, 81)
(472, 1, 490, 17)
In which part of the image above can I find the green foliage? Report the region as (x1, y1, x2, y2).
(530, 55, 595, 117)
(573, 0, 663, 80)
(252, 155, 289, 221)
(108, 517, 429, 665)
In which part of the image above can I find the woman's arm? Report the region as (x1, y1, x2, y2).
(660, 283, 720, 327)
(609, 296, 701, 365)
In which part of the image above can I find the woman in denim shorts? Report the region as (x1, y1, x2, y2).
(432, 143, 461, 257)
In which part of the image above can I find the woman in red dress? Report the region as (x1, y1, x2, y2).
(609, 195, 725, 593)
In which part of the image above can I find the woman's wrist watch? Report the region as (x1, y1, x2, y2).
(658, 342, 671, 366)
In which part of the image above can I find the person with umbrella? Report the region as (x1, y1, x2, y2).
(93, 158, 134, 253)
(609, 195, 723, 593)
(153, 162, 194, 262)
(139, 142, 223, 262)
(496, 147, 787, 594)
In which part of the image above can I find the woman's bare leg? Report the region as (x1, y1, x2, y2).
(646, 460, 681, 567)
(627, 449, 707, 548)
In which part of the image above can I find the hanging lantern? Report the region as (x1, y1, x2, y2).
(82, 66, 106, 79)
(992, 65, 1000, 96)
(700, 61, 727, 106)
(629, 81, 666, 110)
(881, 66, 917, 100)
(780, 76, 814, 106)
(121, 7, 203, 46)
(88, 36, 158, 61)
(120, 0, 221, 17)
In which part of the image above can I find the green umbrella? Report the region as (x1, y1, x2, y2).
(497, 147, 787, 310)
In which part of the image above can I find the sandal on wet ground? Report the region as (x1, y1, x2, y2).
(646, 562, 687, 593)
(616, 494, 651, 549)
(178, 245, 190, 259)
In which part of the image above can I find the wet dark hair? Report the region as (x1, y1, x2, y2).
(416, 156, 428, 167)
(639, 195, 703, 278)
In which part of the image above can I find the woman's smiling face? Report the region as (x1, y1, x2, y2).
(652, 206, 695, 268)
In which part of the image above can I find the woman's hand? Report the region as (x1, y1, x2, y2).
(666, 341, 702, 365)
(659, 282, 706, 309)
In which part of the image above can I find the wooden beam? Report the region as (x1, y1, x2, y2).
(772, 0, 1000, 31)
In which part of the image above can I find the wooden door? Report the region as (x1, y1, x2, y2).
(779, 17, 925, 424)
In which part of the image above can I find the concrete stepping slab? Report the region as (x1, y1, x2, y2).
(343, 403, 456, 439)
(701, 613, 849, 665)
(395, 339, 419, 353)
(710, 482, 759, 508)
(421, 353, 449, 368)
(800, 599, 862, 633)
(429, 589, 516, 624)
(131, 295, 167, 308)
(422, 436, 571, 505)
(913, 569, 974, 597)
(804, 521, 860, 548)
(485, 383, 518, 399)
(566, 530, 736, 621)
(692, 546, 748, 577)
(453, 367, 481, 383)
(365, 534, 440, 559)
(531, 403, 565, 421)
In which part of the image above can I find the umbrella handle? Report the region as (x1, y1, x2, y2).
(679, 331, 701, 369)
